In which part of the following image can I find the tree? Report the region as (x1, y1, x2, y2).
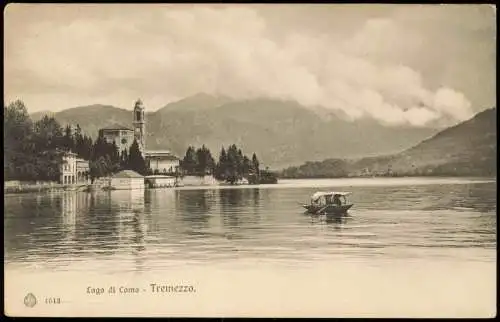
(252, 153, 260, 176)
(224, 144, 242, 184)
(90, 156, 108, 182)
(120, 149, 129, 169)
(62, 125, 75, 152)
(89, 136, 121, 178)
(108, 142, 121, 171)
(80, 135, 93, 160)
(4, 100, 33, 150)
(73, 124, 87, 158)
(194, 145, 215, 176)
(40, 150, 63, 181)
(127, 139, 148, 175)
(31, 116, 65, 182)
(181, 146, 197, 175)
(214, 146, 227, 180)
(237, 148, 244, 174)
(33, 115, 64, 151)
(4, 100, 34, 180)
(91, 136, 107, 161)
(242, 155, 251, 177)
(3, 101, 71, 182)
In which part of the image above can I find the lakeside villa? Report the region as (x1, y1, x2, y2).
(60, 151, 90, 185)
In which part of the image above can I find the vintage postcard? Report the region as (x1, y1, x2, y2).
(3, 3, 496, 318)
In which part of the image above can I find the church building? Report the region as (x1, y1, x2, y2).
(98, 99, 180, 174)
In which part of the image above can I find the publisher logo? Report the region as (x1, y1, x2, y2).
(24, 293, 37, 308)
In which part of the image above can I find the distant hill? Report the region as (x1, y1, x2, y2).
(282, 107, 497, 177)
(30, 110, 55, 121)
(29, 94, 440, 169)
(49, 104, 136, 136)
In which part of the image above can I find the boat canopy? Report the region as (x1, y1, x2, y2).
(311, 191, 351, 200)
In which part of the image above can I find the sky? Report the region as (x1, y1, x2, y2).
(4, 4, 496, 127)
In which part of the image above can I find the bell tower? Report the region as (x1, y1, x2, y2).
(132, 99, 146, 154)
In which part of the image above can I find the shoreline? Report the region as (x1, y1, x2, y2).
(279, 174, 497, 180)
(4, 176, 495, 196)
(3, 183, 93, 195)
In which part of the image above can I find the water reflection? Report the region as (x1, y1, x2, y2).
(175, 189, 216, 231)
(60, 192, 88, 242)
(219, 188, 250, 208)
(325, 214, 348, 226)
(219, 188, 261, 230)
(144, 189, 176, 235)
(308, 213, 349, 231)
(110, 190, 146, 253)
(3, 179, 497, 272)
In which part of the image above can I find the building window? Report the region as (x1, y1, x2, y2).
(121, 138, 127, 145)
(136, 111, 141, 121)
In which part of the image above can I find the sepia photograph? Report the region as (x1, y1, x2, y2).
(3, 3, 496, 318)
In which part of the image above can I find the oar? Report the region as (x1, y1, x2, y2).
(316, 205, 329, 215)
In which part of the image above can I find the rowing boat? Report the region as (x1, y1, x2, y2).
(301, 191, 353, 215)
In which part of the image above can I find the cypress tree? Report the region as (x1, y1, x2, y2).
(252, 153, 260, 175)
(120, 149, 129, 170)
(63, 125, 74, 152)
(128, 139, 147, 175)
(215, 146, 227, 180)
(182, 146, 197, 175)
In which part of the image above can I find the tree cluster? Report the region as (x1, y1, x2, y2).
(4, 100, 149, 183)
(180, 145, 216, 176)
(214, 145, 259, 184)
(180, 144, 267, 184)
(281, 159, 350, 179)
(4, 100, 72, 181)
(89, 137, 148, 181)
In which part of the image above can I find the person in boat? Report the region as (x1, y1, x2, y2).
(311, 196, 320, 207)
(332, 194, 342, 207)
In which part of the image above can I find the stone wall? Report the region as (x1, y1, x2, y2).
(177, 175, 219, 186)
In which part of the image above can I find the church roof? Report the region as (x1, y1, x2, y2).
(99, 124, 133, 131)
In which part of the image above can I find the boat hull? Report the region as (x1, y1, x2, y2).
(302, 204, 353, 215)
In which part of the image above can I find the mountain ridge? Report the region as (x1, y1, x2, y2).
(28, 95, 448, 169)
(281, 107, 496, 177)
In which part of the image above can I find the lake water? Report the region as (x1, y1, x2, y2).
(4, 177, 497, 317)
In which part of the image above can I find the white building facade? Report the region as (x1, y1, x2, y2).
(60, 151, 90, 185)
(60, 151, 77, 185)
(145, 150, 180, 174)
(145, 175, 176, 188)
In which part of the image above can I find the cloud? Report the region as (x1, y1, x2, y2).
(5, 5, 491, 127)
(433, 88, 473, 120)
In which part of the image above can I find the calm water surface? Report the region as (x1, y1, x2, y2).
(4, 177, 496, 273)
